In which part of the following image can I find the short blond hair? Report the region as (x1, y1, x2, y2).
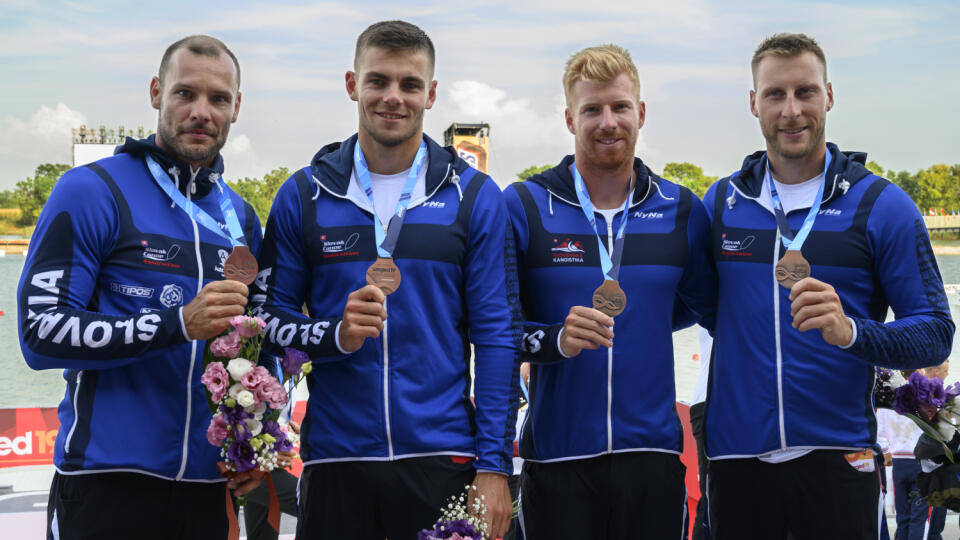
(563, 45, 641, 104)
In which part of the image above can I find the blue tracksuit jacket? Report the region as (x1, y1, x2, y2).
(703, 143, 954, 459)
(18, 136, 262, 480)
(505, 156, 716, 462)
(252, 134, 522, 474)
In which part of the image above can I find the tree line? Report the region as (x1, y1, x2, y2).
(2, 160, 959, 228)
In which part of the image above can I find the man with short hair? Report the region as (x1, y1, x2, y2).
(702, 33, 954, 539)
(18, 35, 262, 539)
(504, 44, 715, 538)
(252, 20, 520, 539)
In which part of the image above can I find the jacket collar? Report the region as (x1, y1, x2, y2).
(730, 142, 871, 204)
(115, 134, 225, 199)
(525, 154, 655, 209)
(309, 133, 465, 199)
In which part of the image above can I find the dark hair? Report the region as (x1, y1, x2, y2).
(354, 20, 435, 74)
(159, 35, 241, 88)
(751, 32, 827, 85)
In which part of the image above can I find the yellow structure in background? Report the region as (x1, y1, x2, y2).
(444, 123, 490, 174)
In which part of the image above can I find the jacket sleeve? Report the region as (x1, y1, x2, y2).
(847, 182, 954, 368)
(18, 166, 188, 371)
(465, 177, 522, 475)
(503, 185, 571, 365)
(251, 171, 346, 361)
(673, 191, 717, 333)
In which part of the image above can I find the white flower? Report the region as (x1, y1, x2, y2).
(244, 418, 263, 436)
(228, 383, 245, 399)
(226, 358, 254, 381)
(236, 390, 255, 408)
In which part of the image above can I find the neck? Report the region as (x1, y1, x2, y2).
(357, 130, 424, 175)
(575, 153, 634, 209)
(767, 143, 827, 185)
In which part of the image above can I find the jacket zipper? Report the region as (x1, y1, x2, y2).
(772, 231, 787, 449)
(605, 216, 615, 453)
(383, 296, 394, 460)
(176, 171, 203, 480)
(64, 370, 83, 454)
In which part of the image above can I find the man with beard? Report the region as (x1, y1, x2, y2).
(18, 35, 262, 540)
(251, 20, 520, 540)
(504, 44, 715, 538)
(702, 33, 953, 539)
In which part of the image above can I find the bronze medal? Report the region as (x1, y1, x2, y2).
(592, 279, 627, 317)
(775, 250, 810, 289)
(223, 245, 258, 286)
(366, 257, 402, 295)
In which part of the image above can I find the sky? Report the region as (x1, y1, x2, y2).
(0, 0, 958, 191)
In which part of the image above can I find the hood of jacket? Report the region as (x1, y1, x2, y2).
(730, 142, 872, 203)
(524, 154, 657, 208)
(115, 134, 225, 199)
(309, 133, 468, 196)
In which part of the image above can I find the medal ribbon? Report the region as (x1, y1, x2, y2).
(766, 150, 832, 251)
(145, 154, 245, 247)
(354, 140, 428, 258)
(571, 163, 633, 281)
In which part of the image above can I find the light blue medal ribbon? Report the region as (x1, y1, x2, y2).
(571, 163, 633, 281)
(766, 149, 833, 253)
(144, 154, 245, 247)
(354, 140, 428, 258)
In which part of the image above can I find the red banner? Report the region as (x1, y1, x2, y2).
(0, 407, 60, 468)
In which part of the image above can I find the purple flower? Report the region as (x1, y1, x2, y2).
(227, 440, 258, 472)
(876, 367, 893, 382)
(417, 519, 481, 540)
(282, 348, 310, 376)
(893, 384, 918, 416)
(945, 382, 960, 403)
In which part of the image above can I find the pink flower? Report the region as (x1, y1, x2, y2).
(241, 365, 272, 393)
(254, 379, 288, 408)
(210, 331, 242, 358)
(201, 362, 230, 402)
(268, 383, 289, 408)
(206, 414, 229, 446)
(230, 315, 266, 338)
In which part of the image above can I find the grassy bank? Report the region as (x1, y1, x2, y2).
(0, 209, 32, 237)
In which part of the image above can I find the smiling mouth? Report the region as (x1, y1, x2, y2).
(376, 112, 406, 120)
(779, 126, 808, 136)
(596, 137, 621, 146)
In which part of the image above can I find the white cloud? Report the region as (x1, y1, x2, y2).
(220, 133, 273, 181)
(0, 104, 87, 188)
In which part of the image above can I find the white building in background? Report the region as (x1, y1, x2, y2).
(72, 125, 152, 166)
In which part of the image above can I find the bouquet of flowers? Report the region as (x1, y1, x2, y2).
(875, 368, 960, 461)
(417, 484, 488, 540)
(201, 316, 312, 491)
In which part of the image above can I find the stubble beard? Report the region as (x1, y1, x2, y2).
(157, 109, 225, 166)
(763, 118, 825, 161)
(360, 106, 424, 149)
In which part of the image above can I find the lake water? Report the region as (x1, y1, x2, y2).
(3, 254, 960, 408)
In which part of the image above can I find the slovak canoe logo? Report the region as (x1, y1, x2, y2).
(720, 233, 755, 256)
(552, 238, 585, 263)
(321, 232, 361, 259)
